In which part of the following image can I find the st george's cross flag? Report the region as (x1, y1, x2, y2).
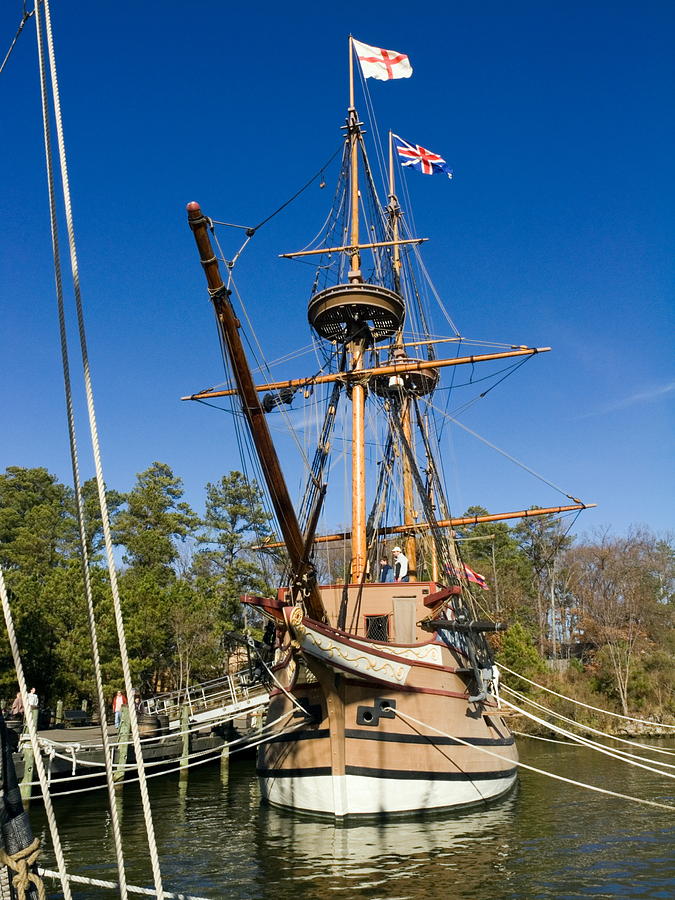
(393, 134, 453, 178)
(352, 38, 413, 81)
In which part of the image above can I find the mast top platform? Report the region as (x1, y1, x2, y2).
(308, 282, 405, 344)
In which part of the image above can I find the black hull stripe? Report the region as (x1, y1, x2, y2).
(345, 765, 517, 781)
(264, 729, 515, 747)
(266, 729, 330, 743)
(258, 766, 518, 782)
(344, 729, 515, 747)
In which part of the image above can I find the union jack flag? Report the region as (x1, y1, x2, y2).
(392, 134, 453, 178)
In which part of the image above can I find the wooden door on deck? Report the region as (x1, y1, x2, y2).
(393, 596, 417, 643)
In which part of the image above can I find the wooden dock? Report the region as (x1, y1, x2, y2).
(11, 674, 270, 799)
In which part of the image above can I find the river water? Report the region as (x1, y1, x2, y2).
(30, 740, 674, 899)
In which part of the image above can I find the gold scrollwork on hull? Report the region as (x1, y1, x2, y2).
(302, 631, 409, 683)
(378, 644, 443, 664)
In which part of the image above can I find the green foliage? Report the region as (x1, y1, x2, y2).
(194, 471, 272, 632)
(459, 505, 534, 624)
(114, 462, 198, 575)
(498, 622, 545, 692)
(1, 462, 672, 731)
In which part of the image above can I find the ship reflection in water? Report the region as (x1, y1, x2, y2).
(256, 794, 518, 899)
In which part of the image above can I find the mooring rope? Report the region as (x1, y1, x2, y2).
(386, 706, 675, 811)
(500, 663, 675, 731)
(28, 721, 306, 800)
(502, 685, 675, 764)
(500, 694, 675, 779)
(39, 869, 209, 900)
(40, 0, 165, 892)
(33, 1, 128, 893)
(0, 564, 71, 898)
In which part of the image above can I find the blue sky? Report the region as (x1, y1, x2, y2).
(1, 1, 673, 539)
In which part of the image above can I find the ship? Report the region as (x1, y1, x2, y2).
(184, 37, 590, 818)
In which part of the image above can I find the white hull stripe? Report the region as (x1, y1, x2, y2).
(260, 770, 517, 816)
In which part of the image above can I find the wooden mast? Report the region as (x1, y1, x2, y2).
(186, 203, 326, 623)
(348, 36, 367, 582)
(388, 132, 417, 578)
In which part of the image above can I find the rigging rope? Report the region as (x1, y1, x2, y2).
(39, 0, 164, 893)
(209, 143, 343, 240)
(33, 2, 128, 893)
(430, 401, 585, 503)
(0, 3, 33, 77)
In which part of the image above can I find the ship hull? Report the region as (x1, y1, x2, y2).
(257, 608, 518, 818)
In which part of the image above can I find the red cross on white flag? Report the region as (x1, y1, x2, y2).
(352, 38, 413, 81)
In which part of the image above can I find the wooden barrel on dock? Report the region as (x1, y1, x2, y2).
(137, 713, 160, 739)
(156, 713, 169, 735)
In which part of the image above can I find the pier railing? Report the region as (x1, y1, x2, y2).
(142, 669, 266, 725)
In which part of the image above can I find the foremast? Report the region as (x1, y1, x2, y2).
(186, 203, 327, 623)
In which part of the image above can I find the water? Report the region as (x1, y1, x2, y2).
(30, 741, 675, 899)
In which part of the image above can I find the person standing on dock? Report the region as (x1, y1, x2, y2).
(113, 690, 127, 728)
(10, 691, 23, 717)
(392, 546, 409, 582)
(27, 688, 39, 711)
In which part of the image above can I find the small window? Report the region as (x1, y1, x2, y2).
(365, 615, 389, 641)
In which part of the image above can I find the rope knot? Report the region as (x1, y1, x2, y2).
(0, 837, 46, 899)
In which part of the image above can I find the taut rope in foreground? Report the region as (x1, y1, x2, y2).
(33, 0, 127, 893)
(40, 0, 164, 893)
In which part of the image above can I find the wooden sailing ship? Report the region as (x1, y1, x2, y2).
(185, 38, 591, 818)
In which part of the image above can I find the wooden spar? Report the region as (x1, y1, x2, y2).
(181, 346, 552, 401)
(186, 202, 326, 623)
(252, 503, 596, 550)
(280, 237, 426, 259)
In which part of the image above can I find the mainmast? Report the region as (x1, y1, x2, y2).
(347, 36, 367, 581)
(305, 38, 406, 582)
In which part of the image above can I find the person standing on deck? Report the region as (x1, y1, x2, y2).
(392, 546, 409, 582)
(379, 556, 394, 582)
(26, 688, 39, 711)
(112, 690, 127, 728)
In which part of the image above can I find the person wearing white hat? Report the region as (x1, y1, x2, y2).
(392, 546, 409, 582)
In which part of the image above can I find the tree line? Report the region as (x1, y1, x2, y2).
(0, 464, 672, 726)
